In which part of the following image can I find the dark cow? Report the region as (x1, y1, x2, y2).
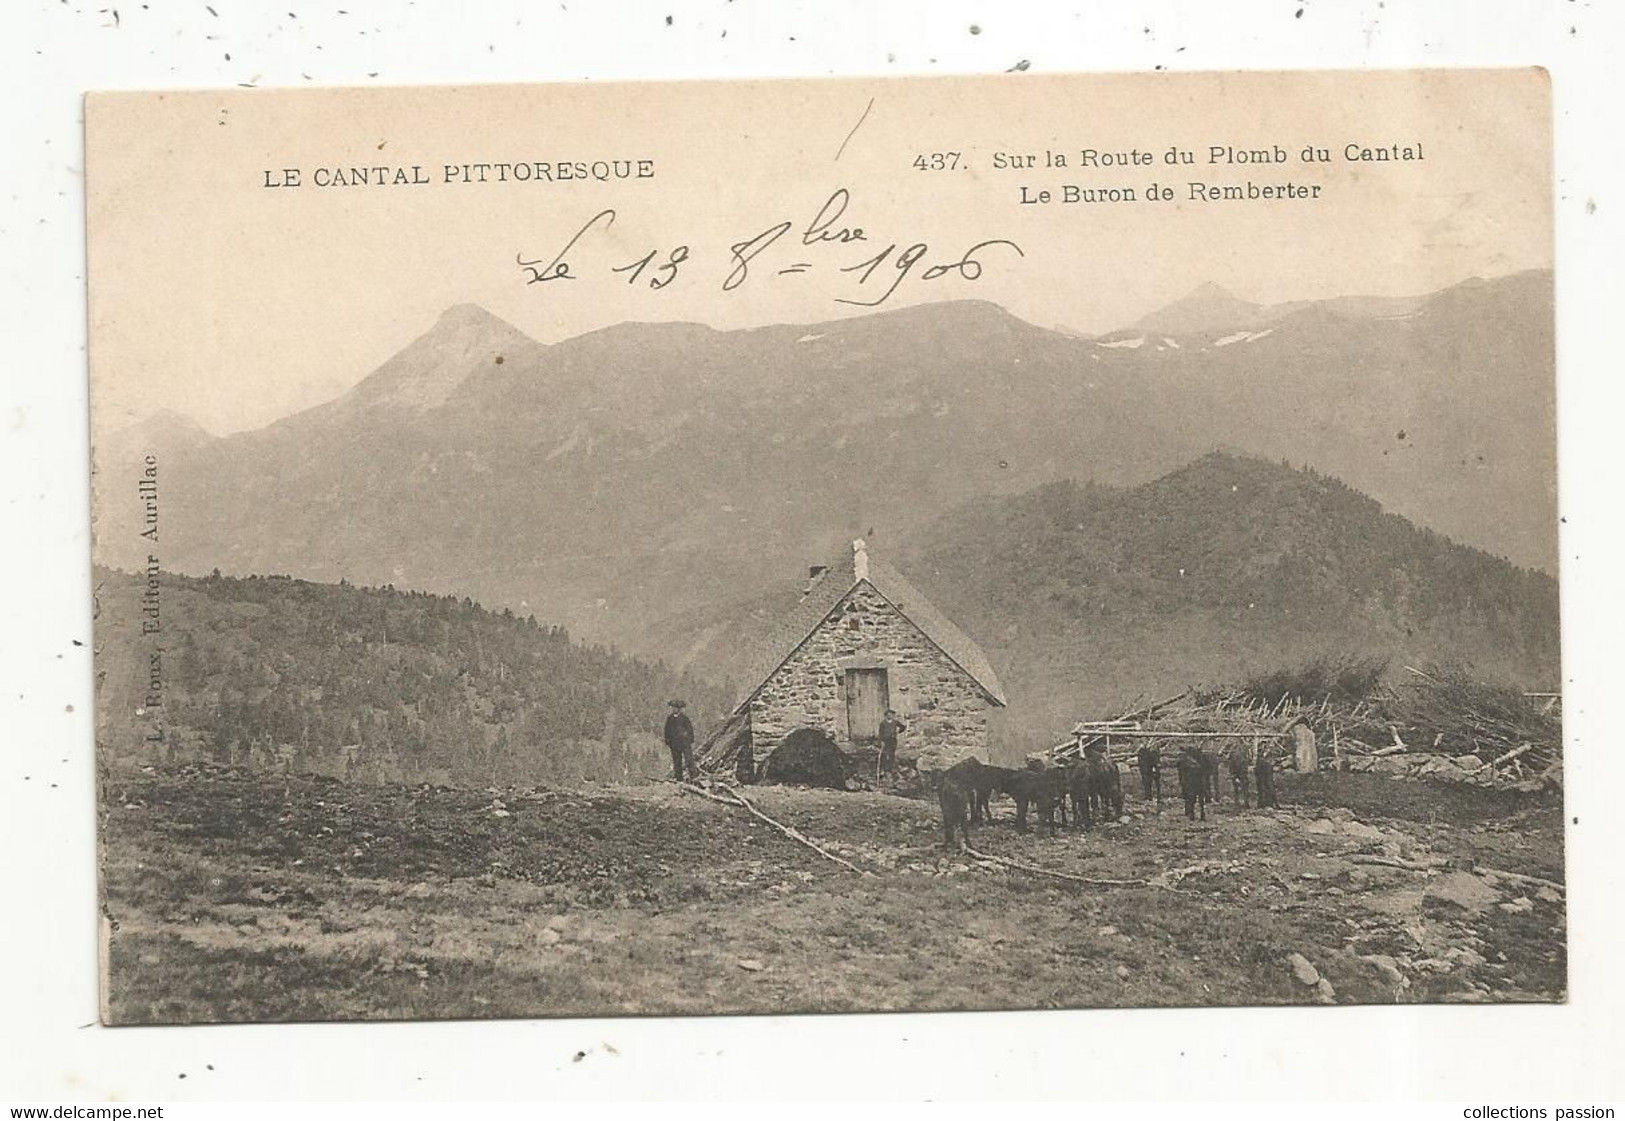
(1200, 749, 1222, 803)
(1066, 762, 1092, 829)
(1136, 744, 1162, 803)
(1005, 761, 1068, 834)
(1255, 750, 1279, 809)
(938, 776, 973, 852)
(942, 757, 1022, 824)
(1068, 752, 1124, 829)
(1176, 746, 1209, 821)
(1226, 742, 1253, 807)
(1094, 755, 1125, 820)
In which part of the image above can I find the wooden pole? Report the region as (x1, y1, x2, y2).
(963, 845, 1151, 888)
(1070, 730, 1291, 740)
(1478, 866, 1565, 894)
(1349, 854, 1444, 872)
(1473, 742, 1534, 774)
(679, 783, 872, 876)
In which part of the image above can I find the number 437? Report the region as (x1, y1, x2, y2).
(913, 152, 962, 171)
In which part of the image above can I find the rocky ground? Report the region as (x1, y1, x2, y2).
(99, 764, 1565, 1024)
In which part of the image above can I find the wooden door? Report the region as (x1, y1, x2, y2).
(845, 668, 889, 743)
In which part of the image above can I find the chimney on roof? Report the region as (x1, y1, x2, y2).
(852, 538, 869, 582)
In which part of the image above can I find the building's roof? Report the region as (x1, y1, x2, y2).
(726, 544, 1007, 714)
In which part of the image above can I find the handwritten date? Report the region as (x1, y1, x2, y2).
(516, 188, 1022, 308)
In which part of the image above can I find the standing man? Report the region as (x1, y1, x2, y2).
(878, 708, 906, 782)
(1137, 742, 1162, 803)
(664, 699, 695, 782)
(1255, 743, 1279, 809)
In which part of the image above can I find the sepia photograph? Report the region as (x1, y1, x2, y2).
(84, 67, 1563, 1027)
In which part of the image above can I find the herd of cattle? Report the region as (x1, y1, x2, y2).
(933, 742, 1281, 851)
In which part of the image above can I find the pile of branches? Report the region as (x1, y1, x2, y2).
(1054, 689, 1298, 767)
(1061, 660, 1561, 788)
(1382, 664, 1563, 782)
(1235, 655, 1390, 710)
(695, 708, 752, 776)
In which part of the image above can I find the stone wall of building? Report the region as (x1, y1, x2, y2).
(747, 582, 996, 773)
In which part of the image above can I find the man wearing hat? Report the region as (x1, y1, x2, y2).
(877, 708, 906, 783)
(663, 699, 695, 782)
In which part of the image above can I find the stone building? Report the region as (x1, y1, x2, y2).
(700, 539, 1006, 777)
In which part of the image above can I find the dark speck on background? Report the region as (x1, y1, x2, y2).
(969, 24, 980, 35)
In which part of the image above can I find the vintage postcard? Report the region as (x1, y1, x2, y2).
(87, 69, 1560, 1024)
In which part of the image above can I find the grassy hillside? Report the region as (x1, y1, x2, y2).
(899, 452, 1560, 749)
(93, 567, 730, 785)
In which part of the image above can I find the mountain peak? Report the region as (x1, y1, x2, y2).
(1185, 281, 1239, 301)
(432, 303, 525, 334)
(874, 298, 1031, 327)
(339, 305, 544, 415)
(1134, 283, 1265, 336)
(101, 406, 213, 451)
(135, 407, 212, 437)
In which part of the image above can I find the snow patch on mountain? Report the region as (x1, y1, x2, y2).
(1213, 328, 1275, 347)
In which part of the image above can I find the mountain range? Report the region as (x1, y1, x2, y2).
(1128, 280, 1437, 337)
(897, 452, 1559, 744)
(93, 271, 1559, 739)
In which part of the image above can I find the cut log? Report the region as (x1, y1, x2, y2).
(1475, 742, 1534, 774)
(1478, 866, 1565, 894)
(679, 783, 872, 876)
(1070, 730, 1290, 740)
(962, 845, 1151, 888)
(1349, 854, 1443, 872)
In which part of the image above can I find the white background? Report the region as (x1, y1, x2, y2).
(3, 0, 1622, 1103)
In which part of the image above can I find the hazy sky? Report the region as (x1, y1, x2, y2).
(87, 68, 1551, 435)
